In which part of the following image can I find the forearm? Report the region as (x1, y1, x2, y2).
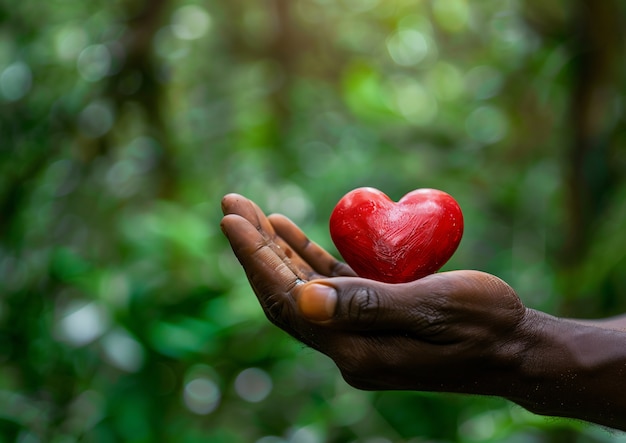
(508, 309, 626, 430)
(570, 314, 626, 332)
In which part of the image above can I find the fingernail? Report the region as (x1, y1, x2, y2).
(298, 283, 337, 322)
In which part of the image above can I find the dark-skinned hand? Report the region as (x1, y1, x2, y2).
(221, 193, 626, 431)
(220, 193, 530, 394)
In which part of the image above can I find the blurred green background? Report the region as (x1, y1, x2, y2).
(1, 0, 626, 442)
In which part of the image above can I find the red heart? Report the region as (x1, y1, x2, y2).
(329, 187, 463, 283)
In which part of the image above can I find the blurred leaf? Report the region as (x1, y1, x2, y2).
(2, 0, 626, 441)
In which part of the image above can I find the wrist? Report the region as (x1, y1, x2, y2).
(509, 308, 626, 429)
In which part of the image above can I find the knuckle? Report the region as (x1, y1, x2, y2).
(343, 286, 381, 326)
(330, 261, 356, 277)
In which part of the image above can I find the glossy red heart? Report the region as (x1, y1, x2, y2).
(329, 187, 463, 283)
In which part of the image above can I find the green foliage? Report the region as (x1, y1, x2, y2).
(1, 0, 626, 441)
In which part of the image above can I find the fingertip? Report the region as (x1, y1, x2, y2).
(221, 193, 245, 214)
(219, 214, 263, 255)
(220, 213, 239, 236)
(297, 282, 338, 322)
(267, 213, 289, 224)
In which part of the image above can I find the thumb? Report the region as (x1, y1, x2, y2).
(295, 277, 423, 330)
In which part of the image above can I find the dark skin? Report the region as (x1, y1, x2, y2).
(221, 193, 626, 431)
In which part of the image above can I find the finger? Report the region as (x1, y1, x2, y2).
(221, 213, 301, 291)
(221, 193, 249, 217)
(269, 214, 357, 278)
(222, 194, 315, 280)
(221, 193, 276, 240)
(221, 214, 303, 323)
(294, 276, 446, 333)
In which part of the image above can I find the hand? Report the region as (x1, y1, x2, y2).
(221, 193, 626, 430)
(220, 193, 528, 394)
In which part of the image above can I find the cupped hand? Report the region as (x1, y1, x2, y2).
(221, 193, 529, 394)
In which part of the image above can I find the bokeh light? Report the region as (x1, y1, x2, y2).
(101, 328, 145, 372)
(183, 376, 221, 415)
(54, 27, 88, 62)
(78, 100, 115, 138)
(465, 65, 504, 100)
(56, 302, 110, 347)
(3, 0, 626, 441)
(465, 105, 509, 144)
(171, 5, 212, 40)
(0, 62, 32, 102)
(386, 30, 430, 67)
(182, 364, 222, 415)
(234, 367, 273, 403)
(390, 76, 438, 125)
(77, 44, 112, 82)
